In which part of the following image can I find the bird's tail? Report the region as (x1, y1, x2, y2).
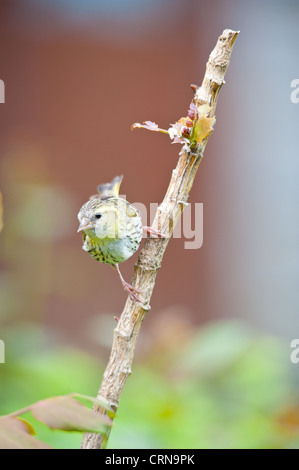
(96, 175, 123, 200)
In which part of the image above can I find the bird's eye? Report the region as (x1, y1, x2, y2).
(95, 213, 102, 219)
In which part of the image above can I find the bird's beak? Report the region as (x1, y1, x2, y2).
(77, 217, 94, 232)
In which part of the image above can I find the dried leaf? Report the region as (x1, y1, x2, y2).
(0, 417, 52, 449)
(171, 135, 188, 144)
(132, 102, 214, 147)
(131, 121, 169, 134)
(168, 118, 190, 144)
(0, 192, 3, 233)
(32, 396, 112, 433)
(131, 120, 158, 131)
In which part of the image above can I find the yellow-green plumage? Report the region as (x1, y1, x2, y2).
(77, 176, 143, 301)
(80, 197, 142, 264)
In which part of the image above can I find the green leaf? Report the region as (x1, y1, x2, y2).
(32, 396, 112, 433)
(0, 417, 52, 449)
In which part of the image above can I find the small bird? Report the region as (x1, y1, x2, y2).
(77, 176, 143, 302)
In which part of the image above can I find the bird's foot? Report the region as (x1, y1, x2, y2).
(143, 226, 167, 238)
(114, 263, 143, 303)
(121, 280, 142, 303)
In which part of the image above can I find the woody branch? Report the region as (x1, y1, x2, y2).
(81, 28, 239, 450)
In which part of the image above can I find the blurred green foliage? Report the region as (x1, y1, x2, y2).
(0, 319, 299, 449)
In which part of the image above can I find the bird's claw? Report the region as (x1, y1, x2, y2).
(143, 226, 167, 238)
(122, 281, 142, 303)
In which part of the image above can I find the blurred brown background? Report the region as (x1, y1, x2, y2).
(0, 0, 298, 351)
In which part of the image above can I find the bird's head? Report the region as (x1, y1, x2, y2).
(77, 198, 126, 240)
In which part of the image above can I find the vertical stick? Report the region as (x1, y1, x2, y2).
(81, 29, 239, 449)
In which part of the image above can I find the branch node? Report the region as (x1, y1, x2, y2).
(138, 302, 151, 312)
(171, 198, 189, 206)
(115, 329, 131, 341)
(121, 367, 132, 376)
(96, 396, 118, 411)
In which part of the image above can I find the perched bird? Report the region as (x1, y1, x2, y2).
(77, 176, 143, 302)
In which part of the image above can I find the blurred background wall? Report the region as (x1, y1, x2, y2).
(1, 0, 299, 450)
(0, 0, 298, 349)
